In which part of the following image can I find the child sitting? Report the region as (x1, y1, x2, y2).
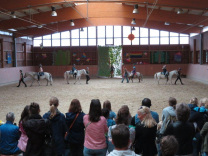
(103, 100, 116, 120)
(102, 108, 116, 127)
(108, 124, 139, 156)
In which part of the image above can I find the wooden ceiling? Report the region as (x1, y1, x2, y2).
(0, 0, 208, 37)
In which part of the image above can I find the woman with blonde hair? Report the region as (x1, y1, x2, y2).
(134, 106, 157, 156)
(43, 97, 66, 156)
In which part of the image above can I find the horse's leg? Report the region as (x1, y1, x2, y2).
(74, 77, 77, 84)
(46, 79, 48, 86)
(158, 77, 160, 85)
(30, 79, 35, 87)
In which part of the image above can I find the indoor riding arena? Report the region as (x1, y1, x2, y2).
(0, 0, 208, 155)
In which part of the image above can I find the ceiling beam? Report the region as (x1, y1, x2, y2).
(0, 3, 207, 31)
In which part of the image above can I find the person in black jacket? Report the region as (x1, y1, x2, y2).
(134, 106, 157, 156)
(43, 97, 66, 156)
(164, 103, 195, 156)
(23, 102, 49, 156)
(17, 70, 27, 87)
(65, 99, 85, 156)
(174, 68, 184, 85)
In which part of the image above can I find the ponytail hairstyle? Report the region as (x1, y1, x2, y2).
(49, 97, 59, 119)
(138, 106, 157, 128)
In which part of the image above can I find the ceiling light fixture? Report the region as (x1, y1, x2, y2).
(131, 18, 136, 25)
(8, 28, 17, 31)
(37, 25, 43, 28)
(51, 7, 57, 16)
(131, 27, 135, 31)
(164, 22, 170, 25)
(11, 11, 16, 18)
(70, 20, 75, 26)
(177, 8, 183, 14)
(80, 28, 84, 31)
(133, 4, 139, 14)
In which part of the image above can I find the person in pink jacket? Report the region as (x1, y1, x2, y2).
(83, 99, 108, 156)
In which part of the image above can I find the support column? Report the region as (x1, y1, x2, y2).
(193, 39, 197, 64)
(23, 42, 27, 66)
(0, 39, 3, 68)
(13, 35, 17, 67)
(200, 33, 203, 65)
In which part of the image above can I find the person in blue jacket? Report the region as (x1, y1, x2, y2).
(0, 112, 21, 155)
(43, 97, 66, 156)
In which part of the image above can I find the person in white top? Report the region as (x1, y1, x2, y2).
(108, 124, 140, 156)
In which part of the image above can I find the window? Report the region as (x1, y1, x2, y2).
(170, 32, 179, 44)
(98, 26, 105, 38)
(52, 33, 60, 46)
(61, 31, 70, 39)
(43, 35, 51, 47)
(88, 27, 96, 38)
(180, 34, 189, 44)
(160, 31, 169, 45)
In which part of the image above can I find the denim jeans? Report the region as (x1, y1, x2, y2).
(83, 147, 107, 156)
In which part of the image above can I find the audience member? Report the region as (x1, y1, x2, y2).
(18, 105, 29, 153)
(23, 102, 49, 156)
(164, 103, 195, 155)
(65, 99, 85, 156)
(131, 98, 159, 126)
(108, 105, 135, 153)
(0, 112, 21, 155)
(200, 122, 208, 156)
(188, 97, 206, 156)
(102, 108, 116, 127)
(43, 97, 66, 156)
(160, 135, 178, 156)
(160, 97, 177, 134)
(83, 99, 108, 156)
(103, 100, 116, 120)
(108, 124, 139, 156)
(134, 106, 157, 156)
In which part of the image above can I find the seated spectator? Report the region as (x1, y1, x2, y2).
(160, 135, 178, 156)
(160, 97, 177, 135)
(65, 99, 85, 156)
(108, 105, 135, 153)
(0, 112, 21, 155)
(103, 100, 116, 120)
(83, 99, 108, 156)
(134, 106, 157, 156)
(200, 122, 208, 156)
(131, 98, 159, 126)
(102, 108, 116, 127)
(108, 124, 139, 156)
(43, 97, 66, 156)
(164, 103, 195, 155)
(18, 105, 30, 153)
(23, 102, 49, 156)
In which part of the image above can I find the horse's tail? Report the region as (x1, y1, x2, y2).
(140, 73, 143, 81)
(64, 71, 67, 79)
(154, 73, 157, 80)
(49, 73, 53, 83)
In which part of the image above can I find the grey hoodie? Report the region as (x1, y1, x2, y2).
(160, 106, 176, 134)
(108, 150, 140, 156)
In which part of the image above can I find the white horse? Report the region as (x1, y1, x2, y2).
(64, 70, 77, 84)
(24, 72, 53, 86)
(74, 69, 87, 84)
(127, 71, 143, 83)
(154, 70, 178, 84)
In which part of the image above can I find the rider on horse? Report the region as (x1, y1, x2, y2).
(110, 65, 115, 78)
(162, 65, 168, 81)
(132, 65, 136, 78)
(38, 64, 44, 81)
(72, 64, 77, 78)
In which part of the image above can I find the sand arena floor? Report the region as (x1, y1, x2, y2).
(0, 77, 208, 123)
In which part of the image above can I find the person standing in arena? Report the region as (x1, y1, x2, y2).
(175, 68, 184, 85)
(86, 67, 90, 84)
(17, 70, 27, 87)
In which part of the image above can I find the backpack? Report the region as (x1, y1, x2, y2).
(164, 115, 177, 130)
